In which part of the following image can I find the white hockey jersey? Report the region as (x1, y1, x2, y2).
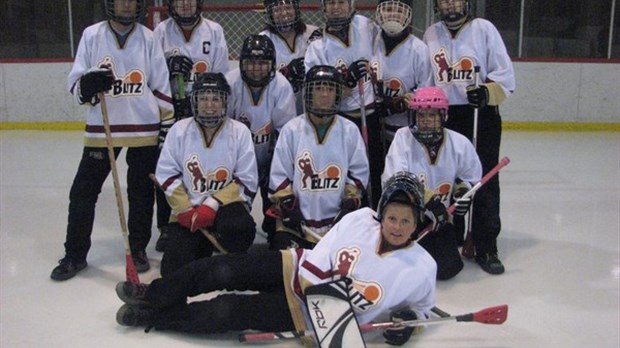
(68, 21, 173, 147)
(382, 128, 482, 207)
(304, 15, 377, 113)
(153, 17, 230, 97)
(260, 24, 320, 114)
(371, 32, 432, 133)
(155, 117, 258, 217)
(269, 114, 369, 235)
(225, 68, 297, 167)
(423, 18, 515, 105)
(283, 207, 436, 328)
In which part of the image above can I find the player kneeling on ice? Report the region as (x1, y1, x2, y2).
(115, 172, 437, 346)
(154, 72, 258, 276)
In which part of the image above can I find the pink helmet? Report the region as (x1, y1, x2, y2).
(408, 86, 449, 111)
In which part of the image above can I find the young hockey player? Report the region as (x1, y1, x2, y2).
(304, 0, 384, 209)
(51, 0, 173, 280)
(152, 0, 230, 252)
(268, 65, 369, 250)
(155, 73, 258, 276)
(371, 0, 432, 152)
(115, 171, 436, 347)
(225, 35, 296, 242)
(260, 0, 322, 114)
(423, 0, 516, 274)
(383, 86, 482, 280)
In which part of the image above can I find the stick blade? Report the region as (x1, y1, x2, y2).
(125, 254, 140, 284)
(472, 304, 508, 324)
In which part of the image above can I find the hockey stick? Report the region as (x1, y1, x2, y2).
(358, 79, 373, 208)
(463, 66, 480, 259)
(239, 304, 508, 342)
(148, 173, 228, 254)
(264, 207, 323, 242)
(99, 93, 140, 284)
(415, 156, 511, 243)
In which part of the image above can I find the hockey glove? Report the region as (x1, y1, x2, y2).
(280, 57, 305, 93)
(167, 55, 193, 80)
(280, 195, 304, 231)
(344, 59, 369, 88)
(383, 308, 418, 346)
(78, 68, 114, 104)
(158, 119, 174, 150)
(177, 199, 218, 232)
(424, 194, 449, 232)
(466, 84, 489, 108)
(376, 96, 408, 117)
(453, 183, 472, 216)
(173, 97, 193, 120)
(333, 197, 361, 224)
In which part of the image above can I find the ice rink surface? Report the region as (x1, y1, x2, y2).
(1, 130, 619, 348)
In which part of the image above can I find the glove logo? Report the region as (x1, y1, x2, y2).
(431, 48, 474, 84)
(296, 151, 341, 191)
(334, 247, 382, 311)
(185, 154, 230, 193)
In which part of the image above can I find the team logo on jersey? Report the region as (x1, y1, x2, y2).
(432, 48, 475, 84)
(96, 57, 145, 97)
(237, 114, 273, 145)
(382, 78, 404, 98)
(418, 173, 453, 205)
(185, 154, 230, 193)
(334, 247, 382, 311)
(296, 151, 341, 191)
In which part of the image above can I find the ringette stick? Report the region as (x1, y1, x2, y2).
(463, 66, 481, 259)
(148, 173, 228, 254)
(358, 79, 373, 207)
(416, 156, 511, 243)
(100, 93, 140, 284)
(239, 304, 508, 342)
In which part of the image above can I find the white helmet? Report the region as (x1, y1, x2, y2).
(375, 0, 412, 36)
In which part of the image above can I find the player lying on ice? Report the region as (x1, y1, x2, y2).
(115, 171, 437, 346)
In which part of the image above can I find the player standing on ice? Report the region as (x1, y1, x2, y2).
(383, 86, 482, 280)
(115, 172, 436, 347)
(423, 0, 515, 274)
(151, 0, 230, 252)
(371, 0, 433, 153)
(268, 65, 369, 250)
(225, 35, 296, 243)
(260, 0, 322, 115)
(51, 0, 173, 280)
(155, 73, 258, 277)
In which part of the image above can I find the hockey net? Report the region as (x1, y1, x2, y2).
(147, 4, 376, 60)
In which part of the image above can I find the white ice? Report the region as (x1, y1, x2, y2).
(1, 130, 618, 347)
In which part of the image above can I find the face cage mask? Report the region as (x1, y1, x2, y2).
(107, 0, 143, 25)
(376, 1, 412, 36)
(409, 109, 445, 144)
(193, 90, 228, 128)
(267, 1, 300, 33)
(170, 0, 201, 26)
(304, 80, 342, 118)
(436, 0, 468, 30)
(241, 59, 275, 88)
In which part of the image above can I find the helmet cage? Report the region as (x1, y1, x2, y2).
(377, 171, 425, 223)
(376, 0, 412, 36)
(322, 0, 355, 30)
(168, 0, 203, 26)
(407, 86, 449, 144)
(409, 108, 446, 144)
(105, 0, 145, 25)
(265, 0, 301, 33)
(435, 0, 469, 30)
(240, 35, 276, 88)
(192, 73, 230, 128)
(303, 65, 344, 118)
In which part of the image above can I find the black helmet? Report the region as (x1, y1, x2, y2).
(167, 0, 203, 26)
(104, 0, 145, 25)
(434, 0, 470, 30)
(192, 72, 231, 128)
(240, 35, 276, 87)
(303, 65, 344, 118)
(376, 171, 425, 223)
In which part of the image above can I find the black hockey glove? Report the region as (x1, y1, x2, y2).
(280, 195, 304, 231)
(425, 194, 449, 232)
(466, 84, 489, 108)
(344, 59, 369, 88)
(158, 119, 174, 150)
(383, 308, 418, 346)
(333, 197, 360, 224)
(167, 55, 193, 80)
(78, 69, 114, 104)
(173, 97, 193, 120)
(453, 185, 472, 216)
(376, 96, 408, 117)
(280, 57, 305, 93)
